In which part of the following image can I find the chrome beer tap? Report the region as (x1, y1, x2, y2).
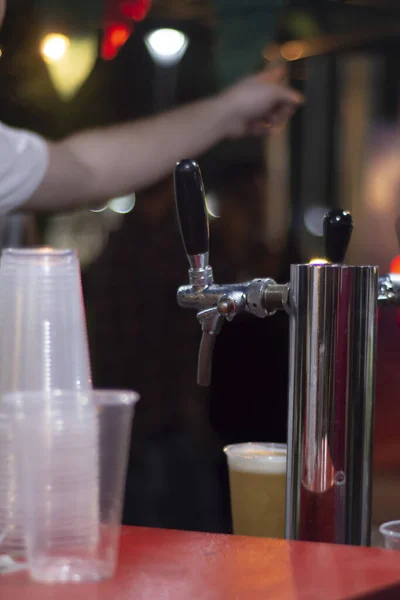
(174, 159, 289, 386)
(174, 159, 400, 546)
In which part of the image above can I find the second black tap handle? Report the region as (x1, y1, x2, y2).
(323, 209, 353, 264)
(174, 159, 209, 260)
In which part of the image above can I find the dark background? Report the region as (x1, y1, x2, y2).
(1, 0, 400, 532)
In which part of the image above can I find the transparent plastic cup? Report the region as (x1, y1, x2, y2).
(379, 521, 400, 550)
(0, 248, 92, 554)
(0, 248, 92, 392)
(224, 442, 287, 538)
(5, 389, 139, 583)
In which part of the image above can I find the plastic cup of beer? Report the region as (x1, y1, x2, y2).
(379, 521, 400, 550)
(224, 442, 287, 538)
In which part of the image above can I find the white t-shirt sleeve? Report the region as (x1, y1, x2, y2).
(0, 121, 49, 214)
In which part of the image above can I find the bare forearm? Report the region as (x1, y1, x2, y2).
(27, 95, 228, 211)
(69, 95, 227, 195)
(24, 69, 302, 212)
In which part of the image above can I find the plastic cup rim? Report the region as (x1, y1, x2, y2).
(223, 441, 287, 462)
(379, 520, 400, 539)
(3, 389, 141, 409)
(2, 247, 75, 258)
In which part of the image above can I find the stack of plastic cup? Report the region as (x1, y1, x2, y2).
(0, 248, 92, 554)
(5, 389, 139, 583)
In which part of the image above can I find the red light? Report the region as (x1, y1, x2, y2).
(101, 39, 118, 60)
(110, 25, 130, 46)
(390, 255, 400, 274)
(389, 256, 400, 328)
(101, 23, 132, 61)
(120, 0, 151, 22)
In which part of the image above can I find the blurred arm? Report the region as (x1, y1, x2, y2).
(24, 71, 302, 212)
(26, 96, 230, 212)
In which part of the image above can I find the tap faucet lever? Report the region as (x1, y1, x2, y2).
(174, 159, 219, 384)
(173, 159, 286, 386)
(196, 308, 224, 386)
(323, 209, 353, 264)
(174, 159, 212, 283)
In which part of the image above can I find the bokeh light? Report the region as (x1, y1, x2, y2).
(109, 194, 136, 214)
(40, 33, 70, 63)
(390, 255, 400, 274)
(205, 192, 220, 219)
(304, 206, 329, 237)
(145, 28, 189, 66)
(42, 34, 98, 101)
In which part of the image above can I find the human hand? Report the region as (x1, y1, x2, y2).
(219, 65, 304, 138)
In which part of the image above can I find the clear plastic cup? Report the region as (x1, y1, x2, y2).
(0, 248, 92, 554)
(224, 442, 287, 538)
(0, 248, 92, 392)
(379, 521, 400, 550)
(5, 389, 139, 583)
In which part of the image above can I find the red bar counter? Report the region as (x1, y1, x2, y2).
(1, 526, 400, 599)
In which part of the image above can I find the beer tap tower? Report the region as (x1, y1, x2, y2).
(174, 159, 400, 546)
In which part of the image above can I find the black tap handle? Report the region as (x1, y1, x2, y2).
(323, 209, 353, 264)
(174, 159, 209, 257)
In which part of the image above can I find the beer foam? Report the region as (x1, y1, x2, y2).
(224, 443, 287, 474)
